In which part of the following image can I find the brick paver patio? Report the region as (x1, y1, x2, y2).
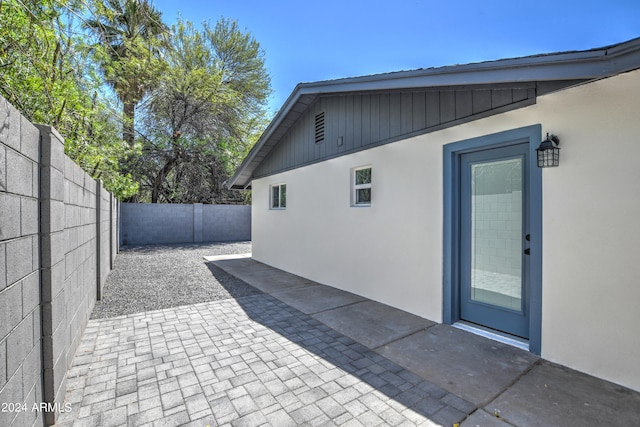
(56, 293, 473, 426)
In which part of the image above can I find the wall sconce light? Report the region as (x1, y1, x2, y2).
(536, 133, 560, 167)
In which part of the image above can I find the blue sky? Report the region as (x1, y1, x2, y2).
(152, 0, 640, 114)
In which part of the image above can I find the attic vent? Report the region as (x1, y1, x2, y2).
(315, 112, 325, 143)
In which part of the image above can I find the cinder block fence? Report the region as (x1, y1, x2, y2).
(0, 96, 118, 426)
(120, 202, 251, 246)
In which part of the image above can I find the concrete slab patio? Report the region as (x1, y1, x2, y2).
(314, 300, 435, 350)
(375, 326, 538, 407)
(57, 250, 640, 426)
(204, 256, 316, 294)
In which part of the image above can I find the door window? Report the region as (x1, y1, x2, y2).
(469, 157, 523, 311)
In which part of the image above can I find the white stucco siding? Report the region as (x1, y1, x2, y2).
(252, 137, 444, 321)
(252, 68, 640, 391)
(534, 70, 640, 391)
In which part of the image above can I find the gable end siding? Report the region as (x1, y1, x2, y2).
(252, 82, 578, 179)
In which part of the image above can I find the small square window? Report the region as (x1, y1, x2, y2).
(271, 183, 286, 209)
(352, 166, 371, 206)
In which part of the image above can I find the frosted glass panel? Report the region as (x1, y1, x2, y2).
(470, 158, 523, 311)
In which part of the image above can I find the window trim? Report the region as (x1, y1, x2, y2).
(351, 166, 372, 207)
(270, 183, 287, 209)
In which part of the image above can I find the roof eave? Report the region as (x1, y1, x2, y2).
(226, 37, 640, 190)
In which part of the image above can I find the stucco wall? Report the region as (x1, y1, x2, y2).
(252, 137, 443, 322)
(251, 68, 640, 392)
(534, 70, 640, 393)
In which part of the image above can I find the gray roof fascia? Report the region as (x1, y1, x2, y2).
(226, 37, 640, 189)
(296, 39, 640, 92)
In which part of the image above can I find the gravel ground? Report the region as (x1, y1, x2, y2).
(90, 241, 259, 319)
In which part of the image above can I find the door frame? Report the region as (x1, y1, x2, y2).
(443, 124, 542, 354)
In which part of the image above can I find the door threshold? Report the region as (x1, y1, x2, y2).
(453, 321, 529, 351)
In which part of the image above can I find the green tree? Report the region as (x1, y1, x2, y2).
(0, 0, 138, 198)
(132, 18, 271, 203)
(84, 0, 168, 146)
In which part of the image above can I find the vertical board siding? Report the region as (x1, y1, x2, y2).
(379, 93, 391, 141)
(440, 91, 456, 123)
(389, 92, 402, 137)
(352, 95, 362, 150)
(344, 95, 353, 153)
(473, 90, 492, 114)
(455, 90, 473, 118)
(370, 94, 380, 144)
(401, 92, 413, 134)
(426, 91, 440, 128)
(492, 89, 513, 108)
(338, 95, 346, 154)
(343, 96, 351, 151)
(361, 94, 371, 147)
(513, 88, 530, 102)
(413, 91, 426, 130)
(253, 85, 539, 178)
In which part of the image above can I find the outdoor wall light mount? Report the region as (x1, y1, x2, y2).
(536, 133, 560, 167)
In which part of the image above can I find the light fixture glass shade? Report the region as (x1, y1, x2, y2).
(536, 134, 560, 167)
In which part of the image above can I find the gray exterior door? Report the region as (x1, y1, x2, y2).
(459, 143, 530, 338)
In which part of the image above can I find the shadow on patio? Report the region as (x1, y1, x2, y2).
(205, 260, 483, 426)
(206, 256, 640, 427)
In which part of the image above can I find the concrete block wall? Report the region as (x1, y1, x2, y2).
(40, 126, 72, 427)
(98, 183, 111, 299)
(111, 196, 118, 269)
(120, 203, 193, 245)
(203, 205, 251, 242)
(0, 96, 119, 426)
(120, 203, 250, 246)
(0, 97, 44, 427)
